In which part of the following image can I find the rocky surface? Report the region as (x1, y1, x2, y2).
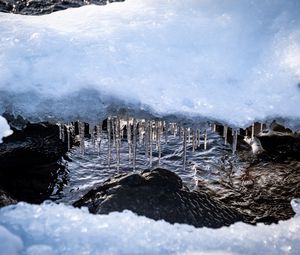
(0, 188, 17, 207)
(202, 125, 300, 224)
(74, 168, 244, 228)
(0, 115, 71, 203)
(0, 0, 124, 15)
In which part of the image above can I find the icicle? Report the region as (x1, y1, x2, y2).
(97, 122, 102, 155)
(149, 121, 153, 167)
(183, 128, 187, 171)
(127, 118, 132, 162)
(192, 130, 196, 152)
(112, 117, 116, 149)
(251, 123, 255, 140)
(155, 121, 159, 150)
(197, 129, 201, 148)
(120, 120, 124, 139)
(107, 117, 111, 168)
(79, 122, 85, 155)
(232, 129, 238, 154)
(116, 117, 121, 172)
(213, 124, 217, 132)
(91, 125, 96, 150)
(58, 123, 62, 140)
(223, 125, 228, 145)
(260, 123, 264, 133)
(67, 125, 71, 151)
(157, 121, 162, 164)
(61, 124, 65, 143)
(132, 118, 137, 171)
(145, 121, 150, 158)
(139, 121, 145, 145)
(187, 128, 191, 144)
(204, 129, 208, 150)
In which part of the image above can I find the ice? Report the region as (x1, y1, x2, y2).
(183, 128, 187, 171)
(149, 121, 153, 167)
(0, 115, 13, 143)
(204, 130, 208, 150)
(132, 118, 137, 170)
(115, 117, 121, 172)
(107, 117, 112, 167)
(1, 202, 300, 255)
(0, 0, 300, 128)
(223, 126, 228, 145)
(232, 129, 238, 154)
(291, 198, 300, 215)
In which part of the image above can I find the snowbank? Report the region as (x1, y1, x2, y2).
(0, 0, 300, 127)
(0, 200, 299, 255)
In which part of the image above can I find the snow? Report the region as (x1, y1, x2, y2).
(0, 200, 299, 255)
(0, 225, 23, 255)
(0, 0, 300, 127)
(0, 116, 13, 143)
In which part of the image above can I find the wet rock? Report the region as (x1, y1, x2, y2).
(0, 0, 124, 15)
(257, 134, 300, 162)
(0, 188, 17, 207)
(0, 119, 70, 203)
(74, 168, 244, 228)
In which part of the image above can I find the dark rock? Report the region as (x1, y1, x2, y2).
(0, 188, 17, 207)
(74, 168, 244, 228)
(0, 119, 70, 203)
(0, 0, 125, 15)
(257, 134, 300, 162)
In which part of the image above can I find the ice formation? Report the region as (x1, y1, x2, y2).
(0, 200, 300, 255)
(0, 0, 300, 127)
(0, 116, 13, 143)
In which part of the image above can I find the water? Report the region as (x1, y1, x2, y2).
(52, 122, 234, 204)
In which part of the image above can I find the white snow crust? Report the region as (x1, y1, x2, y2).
(0, 116, 13, 142)
(0, 200, 300, 255)
(0, 0, 300, 127)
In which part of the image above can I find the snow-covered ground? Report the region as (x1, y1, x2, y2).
(0, 200, 300, 255)
(0, 0, 300, 127)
